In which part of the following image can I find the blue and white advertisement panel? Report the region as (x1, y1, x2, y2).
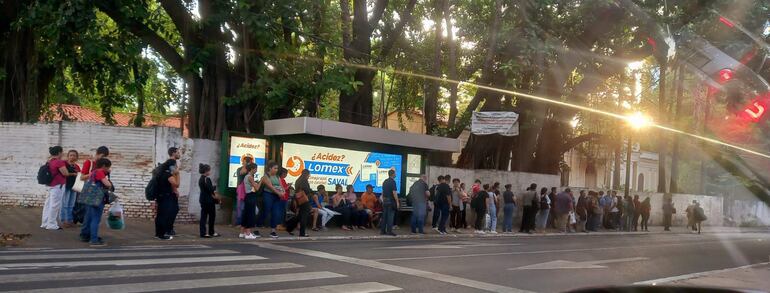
(228, 136, 267, 188)
(282, 143, 402, 193)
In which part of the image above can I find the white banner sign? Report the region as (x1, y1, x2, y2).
(471, 112, 519, 136)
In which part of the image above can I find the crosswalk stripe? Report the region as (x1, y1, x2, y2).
(0, 249, 238, 261)
(0, 245, 211, 254)
(258, 282, 402, 293)
(0, 263, 303, 283)
(0, 255, 265, 269)
(8, 271, 346, 293)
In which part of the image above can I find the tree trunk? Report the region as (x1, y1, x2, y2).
(669, 64, 684, 193)
(444, 0, 459, 127)
(424, 0, 443, 135)
(132, 62, 146, 127)
(657, 61, 668, 193)
(1, 0, 53, 123)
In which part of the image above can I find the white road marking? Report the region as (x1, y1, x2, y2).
(379, 242, 521, 249)
(254, 242, 534, 293)
(0, 255, 265, 269)
(508, 257, 649, 270)
(0, 245, 211, 254)
(374, 238, 760, 261)
(0, 249, 238, 260)
(7, 271, 345, 293)
(0, 263, 302, 283)
(633, 261, 770, 285)
(258, 282, 401, 293)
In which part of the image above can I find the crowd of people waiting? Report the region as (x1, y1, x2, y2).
(37, 145, 707, 247)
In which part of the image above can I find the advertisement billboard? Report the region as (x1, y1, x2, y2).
(282, 143, 402, 193)
(228, 136, 267, 188)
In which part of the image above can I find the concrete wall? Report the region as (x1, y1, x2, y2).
(0, 122, 221, 222)
(725, 200, 770, 226)
(427, 166, 560, 194)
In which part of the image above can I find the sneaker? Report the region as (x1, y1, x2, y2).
(254, 231, 261, 238)
(158, 235, 173, 240)
(488, 231, 498, 234)
(439, 231, 447, 235)
(299, 234, 310, 238)
(239, 233, 245, 238)
(201, 235, 211, 238)
(245, 234, 258, 240)
(270, 232, 278, 238)
(433, 227, 440, 232)
(211, 233, 221, 237)
(168, 230, 177, 236)
(89, 240, 106, 247)
(393, 225, 400, 230)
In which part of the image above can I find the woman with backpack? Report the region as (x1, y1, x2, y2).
(472, 184, 490, 234)
(154, 159, 180, 240)
(40, 146, 77, 231)
(535, 187, 551, 233)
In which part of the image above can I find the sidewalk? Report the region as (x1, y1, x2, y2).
(640, 262, 770, 291)
(2, 206, 768, 248)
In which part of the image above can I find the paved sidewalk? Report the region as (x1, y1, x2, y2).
(2, 206, 768, 248)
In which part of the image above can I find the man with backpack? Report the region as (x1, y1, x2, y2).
(39, 146, 77, 230)
(471, 184, 490, 234)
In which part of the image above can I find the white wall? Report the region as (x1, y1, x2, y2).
(0, 122, 220, 221)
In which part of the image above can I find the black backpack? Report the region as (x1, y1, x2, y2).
(145, 175, 158, 201)
(37, 162, 53, 185)
(428, 184, 437, 202)
(470, 191, 485, 210)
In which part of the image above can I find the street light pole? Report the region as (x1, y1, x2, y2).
(624, 131, 633, 197)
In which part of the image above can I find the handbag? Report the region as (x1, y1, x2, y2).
(72, 175, 86, 193)
(295, 190, 309, 206)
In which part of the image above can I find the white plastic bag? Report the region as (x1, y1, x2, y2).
(108, 201, 125, 230)
(568, 211, 577, 225)
(485, 213, 491, 230)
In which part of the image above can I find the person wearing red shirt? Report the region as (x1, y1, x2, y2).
(79, 158, 113, 246)
(40, 146, 75, 230)
(60, 150, 81, 227)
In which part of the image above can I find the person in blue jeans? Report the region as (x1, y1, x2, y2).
(79, 158, 112, 246)
(502, 184, 517, 233)
(380, 169, 399, 236)
(60, 150, 81, 228)
(259, 161, 285, 238)
(408, 175, 429, 234)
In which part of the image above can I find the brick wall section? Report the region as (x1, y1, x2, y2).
(0, 122, 209, 223)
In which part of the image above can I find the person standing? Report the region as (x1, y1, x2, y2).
(198, 164, 220, 238)
(486, 185, 498, 234)
(502, 184, 516, 233)
(165, 147, 182, 236)
(240, 163, 261, 239)
(430, 177, 441, 231)
(575, 190, 588, 233)
(600, 191, 612, 229)
(380, 169, 399, 236)
(154, 159, 179, 240)
(408, 175, 430, 234)
(292, 169, 313, 237)
(693, 201, 706, 234)
(432, 176, 451, 235)
(41, 146, 76, 230)
(450, 178, 463, 232)
(622, 195, 634, 232)
(640, 197, 651, 232)
(609, 192, 621, 230)
(79, 158, 112, 246)
(60, 150, 81, 228)
(535, 187, 551, 232)
(662, 194, 675, 231)
(473, 184, 490, 234)
(460, 182, 469, 229)
(552, 188, 574, 233)
(632, 195, 641, 231)
(260, 162, 286, 238)
(587, 191, 603, 231)
(547, 187, 557, 228)
(519, 184, 538, 234)
(76, 146, 109, 225)
(686, 200, 697, 231)
(234, 156, 254, 226)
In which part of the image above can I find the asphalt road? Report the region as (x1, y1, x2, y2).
(0, 232, 768, 292)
